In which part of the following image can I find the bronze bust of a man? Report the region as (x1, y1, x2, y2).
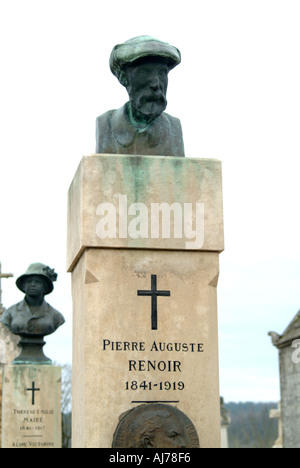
(96, 36, 185, 157)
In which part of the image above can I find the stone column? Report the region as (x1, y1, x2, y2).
(68, 154, 224, 448)
(0, 317, 20, 447)
(269, 403, 282, 449)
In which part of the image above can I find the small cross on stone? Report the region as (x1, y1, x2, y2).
(137, 274, 171, 330)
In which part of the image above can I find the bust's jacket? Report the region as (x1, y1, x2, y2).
(96, 103, 185, 157)
(0, 299, 65, 336)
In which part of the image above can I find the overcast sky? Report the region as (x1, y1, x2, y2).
(0, 0, 299, 402)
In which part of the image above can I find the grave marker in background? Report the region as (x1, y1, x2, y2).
(1, 264, 65, 448)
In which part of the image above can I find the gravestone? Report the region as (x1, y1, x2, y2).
(269, 403, 282, 449)
(68, 154, 224, 448)
(2, 365, 61, 448)
(220, 397, 231, 449)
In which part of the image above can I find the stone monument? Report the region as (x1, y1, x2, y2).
(68, 36, 224, 448)
(1, 264, 65, 448)
(220, 397, 231, 449)
(269, 402, 282, 449)
(0, 263, 17, 370)
(269, 310, 300, 448)
(0, 263, 19, 448)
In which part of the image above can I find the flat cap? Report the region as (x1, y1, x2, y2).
(109, 35, 181, 85)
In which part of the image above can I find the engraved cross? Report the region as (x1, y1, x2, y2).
(137, 274, 170, 330)
(26, 381, 40, 405)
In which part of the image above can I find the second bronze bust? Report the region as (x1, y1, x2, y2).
(0, 263, 65, 364)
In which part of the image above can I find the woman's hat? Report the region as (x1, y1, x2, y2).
(16, 263, 57, 295)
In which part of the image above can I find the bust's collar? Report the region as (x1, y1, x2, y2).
(127, 102, 154, 131)
(17, 298, 49, 315)
(111, 103, 167, 148)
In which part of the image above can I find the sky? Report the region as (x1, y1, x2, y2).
(0, 0, 299, 403)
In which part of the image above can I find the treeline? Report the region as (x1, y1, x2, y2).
(227, 402, 279, 448)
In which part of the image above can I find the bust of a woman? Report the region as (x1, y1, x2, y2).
(0, 263, 65, 363)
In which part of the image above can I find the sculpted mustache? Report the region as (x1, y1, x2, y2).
(140, 93, 166, 105)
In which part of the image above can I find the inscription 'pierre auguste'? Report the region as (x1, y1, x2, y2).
(102, 340, 204, 353)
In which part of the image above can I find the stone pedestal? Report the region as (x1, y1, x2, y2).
(1, 365, 62, 448)
(68, 154, 224, 448)
(0, 318, 20, 447)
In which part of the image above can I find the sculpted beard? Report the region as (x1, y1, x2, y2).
(131, 91, 167, 122)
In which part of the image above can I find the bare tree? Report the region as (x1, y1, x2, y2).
(53, 362, 72, 448)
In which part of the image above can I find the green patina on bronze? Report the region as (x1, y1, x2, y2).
(96, 36, 185, 157)
(0, 263, 65, 365)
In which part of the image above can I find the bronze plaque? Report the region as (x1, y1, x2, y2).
(112, 403, 200, 448)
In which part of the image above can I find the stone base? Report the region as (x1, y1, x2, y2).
(0, 322, 20, 447)
(69, 154, 224, 449)
(1, 365, 61, 448)
(72, 248, 221, 448)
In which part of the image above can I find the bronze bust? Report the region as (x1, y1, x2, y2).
(0, 263, 65, 364)
(112, 403, 200, 448)
(96, 36, 185, 157)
